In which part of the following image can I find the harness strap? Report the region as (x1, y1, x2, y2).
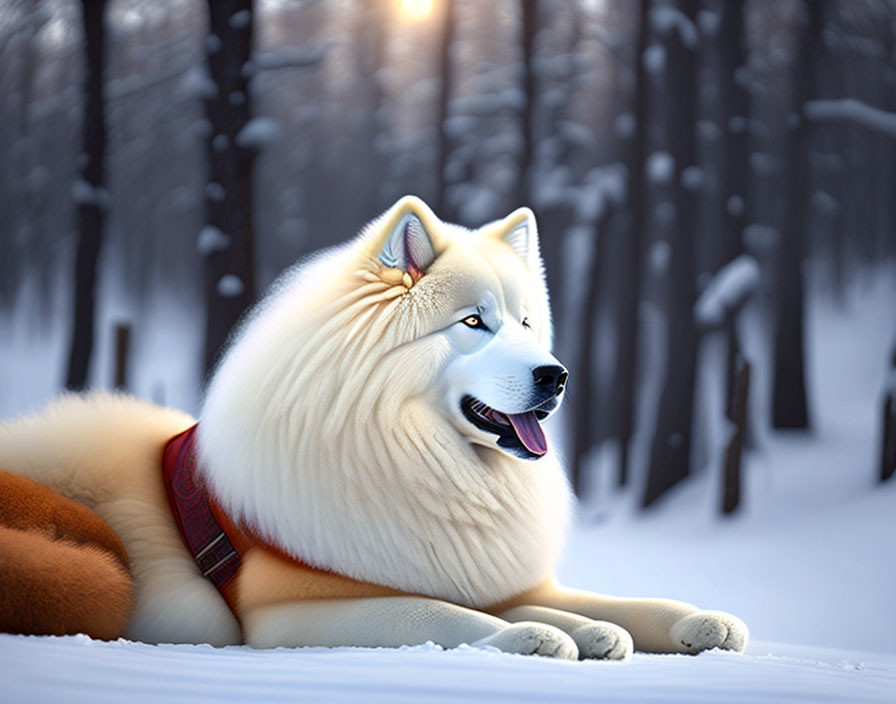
(162, 424, 245, 616)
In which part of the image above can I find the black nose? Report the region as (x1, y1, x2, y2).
(533, 365, 568, 395)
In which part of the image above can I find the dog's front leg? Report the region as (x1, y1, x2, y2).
(242, 596, 578, 658)
(527, 582, 748, 655)
(499, 605, 633, 660)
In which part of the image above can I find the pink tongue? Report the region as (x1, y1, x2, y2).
(506, 411, 548, 456)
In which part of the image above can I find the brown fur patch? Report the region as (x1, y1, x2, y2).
(0, 470, 129, 569)
(0, 471, 134, 639)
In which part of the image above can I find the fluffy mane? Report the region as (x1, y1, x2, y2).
(197, 210, 572, 608)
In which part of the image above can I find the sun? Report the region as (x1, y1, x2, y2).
(401, 0, 434, 20)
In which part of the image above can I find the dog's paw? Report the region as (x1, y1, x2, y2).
(670, 610, 749, 654)
(569, 621, 633, 660)
(474, 622, 579, 660)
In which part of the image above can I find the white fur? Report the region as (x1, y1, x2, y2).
(0, 196, 748, 656)
(199, 196, 573, 607)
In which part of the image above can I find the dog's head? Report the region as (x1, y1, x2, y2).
(367, 196, 567, 461)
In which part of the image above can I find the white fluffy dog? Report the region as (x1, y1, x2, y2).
(0, 196, 747, 659)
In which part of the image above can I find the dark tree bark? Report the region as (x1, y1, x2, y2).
(434, 0, 457, 220)
(513, 0, 538, 209)
(66, 0, 108, 391)
(203, 0, 258, 377)
(113, 323, 131, 390)
(882, 348, 896, 483)
(772, 0, 823, 430)
(642, 0, 700, 508)
(352, 0, 388, 216)
(716, 0, 749, 267)
(722, 353, 750, 514)
(716, 0, 751, 404)
(608, 0, 650, 488)
(570, 207, 614, 496)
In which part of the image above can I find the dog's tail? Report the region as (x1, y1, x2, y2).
(0, 470, 134, 640)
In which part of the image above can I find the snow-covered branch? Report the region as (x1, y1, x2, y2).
(247, 42, 329, 75)
(694, 255, 760, 328)
(804, 99, 896, 139)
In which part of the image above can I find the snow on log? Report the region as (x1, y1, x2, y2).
(804, 99, 896, 139)
(216, 275, 245, 298)
(694, 254, 760, 327)
(249, 42, 329, 74)
(197, 225, 230, 255)
(235, 117, 283, 150)
(649, 6, 699, 49)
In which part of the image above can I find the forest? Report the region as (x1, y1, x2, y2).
(1, 0, 895, 515)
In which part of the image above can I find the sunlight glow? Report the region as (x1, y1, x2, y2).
(401, 0, 434, 20)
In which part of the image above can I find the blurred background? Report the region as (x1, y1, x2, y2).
(1, 0, 895, 651)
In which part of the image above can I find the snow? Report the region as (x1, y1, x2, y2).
(574, 165, 626, 222)
(647, 151, 674, 184)
(726, 194, 744, 216)
(805, 98, 896, 139)
(1, 259, 894, 701)
(228, 9, 251, 29)
(197, 225, 230, 255)
(642, 43, 666, 75)
(742, 223, 780, 252)
(249, 43, 329, 74)
(696, 9, 720, 37)
(1, 634, 894, 704)
(178, 66, 216, 100)
(680, 165, 704, 191)
(693, 254, 760, 326)
(205, 34, 222, 54)
(650, 6, 699, 49)
(235, 118, 283, 150)
(205, 182, 226, 202)
(217, 275, 245, 298)
(650, 240, 671, 274)
(71, 178, 111, 209)
(614, 112, 635, 138)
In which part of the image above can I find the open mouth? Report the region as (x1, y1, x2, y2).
(460, 395, 553, 460)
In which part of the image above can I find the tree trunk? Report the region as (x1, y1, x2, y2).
(513, 0, 538, 209)
(352, 0, 388, 217)
(771, 0, 823, 430)
(434, 0, 457, 220)
(716, 0, 750, 402)
(570, 208, 614, 496)
(609, 0, 650, 488)
(882, 349, 896, 483)
(642, 0, 700, 508)
(722, 352, 749, 514)
(66, 0, 108, 391)
(203, 0, 258, 377)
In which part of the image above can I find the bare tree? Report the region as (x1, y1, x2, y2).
(881, 346, 896, 483)
(66, 0, 108, 390)
(434, 0, 457, 220)
(513, 0, 538, 209)
(643, 0, 701, 508)
(202, 0, 258, 376)
(772, 0, 823, 430)
(715, 0, 751, 402)
(608, 0, 650, 488)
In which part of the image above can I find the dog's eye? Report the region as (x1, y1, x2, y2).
(462, 315, 486, 330)
(522, 317, 531, 329)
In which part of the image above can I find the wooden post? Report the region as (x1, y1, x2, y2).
(113, 323, 131, 390)
(881, 351, 896, 483)
(722, 353, 750, 515)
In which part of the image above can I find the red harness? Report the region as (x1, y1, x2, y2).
(162, 424, 249, 615)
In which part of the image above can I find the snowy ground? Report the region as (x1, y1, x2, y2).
(1, 271, 894, 701)
(2, 634, 895, 704)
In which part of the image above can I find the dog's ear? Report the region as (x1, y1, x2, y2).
(378, 196, 437, 280)
(490, 207, 542, 270)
